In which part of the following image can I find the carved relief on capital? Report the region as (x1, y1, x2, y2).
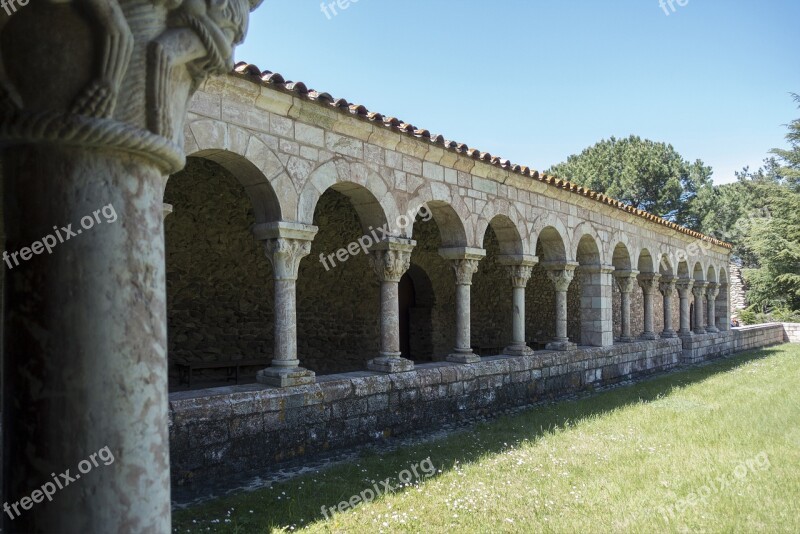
(546, 268, 575, 293)
(637, 273, 662, 295)
(506, 265, 534, 288)
(613, 271, 638, 294)
(370, 249, 412, 283)
(659, 277, 678, 297)
(450, 259, 481, 286)
(263, 237, 312, 281)
(675, 278, 694, 297)
(707, 283, 720, 300)
(692, 282, 708, 299)
(0, 0, 261, 173)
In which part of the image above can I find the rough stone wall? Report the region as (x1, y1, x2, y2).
(298, 190, 381, 373)
(165, 158, 274, 379)
(729, 260, 747, 312)
(407, 217, 456, 359)
(471, 228, 514, 353)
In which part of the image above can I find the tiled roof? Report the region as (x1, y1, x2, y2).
(231, 62, 732, 250)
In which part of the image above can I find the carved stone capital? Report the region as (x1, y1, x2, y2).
(369, 239, 415, 283)
(439, 247, 486, 286)
(542, 262, 579, 292)
(637, 273, 662, 295)
(659, 276, 678, 296)
(613, 270, 639, 294)
(692, 282, 709, 300)
(0, 0, 262, 174)
(706, 282, 719, 300)
(676, 278, 695, 297)
(254, 222, 318, 281)
(498, 255, 538, 288)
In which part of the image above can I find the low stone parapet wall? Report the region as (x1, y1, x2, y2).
(168, 328, 786, 489)
(782, 323, 800, 343)
(731, 323, 786, 352)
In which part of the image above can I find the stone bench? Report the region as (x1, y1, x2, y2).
(175, 359, 267, 388)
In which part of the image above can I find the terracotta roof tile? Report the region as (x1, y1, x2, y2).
(229, 62, 732, 249)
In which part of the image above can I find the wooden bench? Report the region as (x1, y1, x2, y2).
(175, 359, 267, 388)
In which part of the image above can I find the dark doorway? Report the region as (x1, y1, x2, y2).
(399, 272, 416, 358)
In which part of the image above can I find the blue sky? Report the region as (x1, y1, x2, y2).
(236, 0, 800, 185)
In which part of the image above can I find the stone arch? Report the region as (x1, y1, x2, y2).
(407, 183, 472, 247)
(611, 242, 633, 271)
(693, 261, 705, 281)
(659, 253, 675, 277)
(638, 248, 655, 273)
(299, 159, 397, 233)
(480, 214, 525, 256)
(536, 226, 568, 263)
(706, 265, 717, 283)
(476, 200, 529, 255)
(571, 223, 604, 264)
(719, 266, 729, 285)
(184, 118, 290, 223)
(575, 234, 602, 266)
(677, 259, 691, 279)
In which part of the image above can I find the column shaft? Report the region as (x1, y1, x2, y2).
(677, 280, 694, 337)
(274, 279, 299, 368)
(544, 263, 578, 351)
(499, 257, 537, 357)
(3, 148, 170, 532)
(659, 278, 678, 338)
(621, 292, 633, 340)
(637, 273, 661, 340)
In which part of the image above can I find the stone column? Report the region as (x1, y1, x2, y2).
(717, 283, 730, 331)
(543, 262, 579, 351)
(579, 264, 615, 347)
(498, 255, 538, 356)
(367, 238, 416, 373)
(253, 223, 317, 387)
(440, 247, 486, 363)
(637, 273, 661, 340)
(706, 282, 720, 333)
(659, 276, 678, 338)
(0, 2, 261, 532)
(693, 282, 708, 335)
(676, 279, 695, 337)
(613, 270, 639, 342)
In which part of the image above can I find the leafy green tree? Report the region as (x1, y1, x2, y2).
(769, 93, 800, 192)
(547, 135, 713, 229)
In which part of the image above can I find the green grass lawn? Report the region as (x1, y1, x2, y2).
(173, 344, 800, 533)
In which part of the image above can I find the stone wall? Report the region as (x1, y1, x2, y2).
(783, 323, 800, 343)
(169, 327, 787, 488)
(170, 338, 683, 487)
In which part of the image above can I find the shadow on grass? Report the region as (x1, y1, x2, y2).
(173, 346, 788, 530)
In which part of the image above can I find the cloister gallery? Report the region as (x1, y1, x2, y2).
(164, 65, 785, 487)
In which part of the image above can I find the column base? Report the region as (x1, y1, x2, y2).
(660, 330, 678, 339)
(619, 336, 635, 343)
(694, 329, 707, 335)
(639, 332, 659, 341)
(367, 356, 415, 373)
(679, 330, 694, 339)
(706, 326, 719, 333)
(502, 344, 535, 357)
(257, 367, 316, 388)
(446, 352, 481, 364)
(545, 340, 577, 351)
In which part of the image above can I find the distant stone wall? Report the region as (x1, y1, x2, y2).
(782, 323, 800, 343)
(729, 260, 747, 312)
